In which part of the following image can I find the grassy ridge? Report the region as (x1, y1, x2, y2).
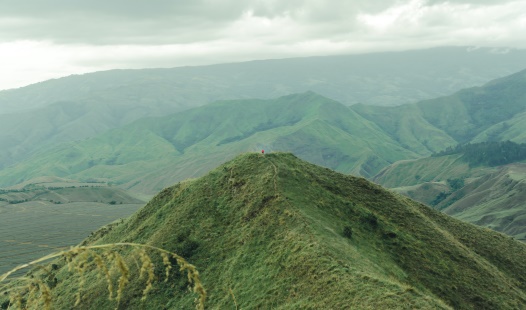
(8, 153, 526, 309)
(351, 104, 457, 156)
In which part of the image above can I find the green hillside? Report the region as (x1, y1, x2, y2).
(373, 154, 494, 188)
(437, 164, 526, 240)
(0, 100, 174, 169)
(0, 92, 417, 195)
(352, 68, 526, 148)
(375, 141, 526, 187)
(4, 153, 526, 309)
(351, 104, 457, 156)
(357, 68, 526, 238)
(433, 141, 526, 167)
(373, 142, 526, 239)
(473, 111, 526, 143)
(417, 69, 526, 143)
(388, 182, 450, 207)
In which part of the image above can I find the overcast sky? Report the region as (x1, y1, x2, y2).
(0, 0, 525, 90)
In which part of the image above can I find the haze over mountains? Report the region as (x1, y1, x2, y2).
(1, 47, 526, 169)
(3, 47, 525, 113)
(2, 65, 526, 197)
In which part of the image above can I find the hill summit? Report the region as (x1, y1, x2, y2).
(9, 153, 526, 309)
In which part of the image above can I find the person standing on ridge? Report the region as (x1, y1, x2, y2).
(261, 149, 265, 154)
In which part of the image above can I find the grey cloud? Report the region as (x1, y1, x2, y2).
(0, 0, 405, 45)
(0, 0, 524, 92)
(425, 0, 515, 4)
(0, 0, 247, 44)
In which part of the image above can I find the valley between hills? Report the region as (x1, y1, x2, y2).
(2, 48, 526, 309)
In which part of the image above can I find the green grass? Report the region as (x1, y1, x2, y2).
(374, 154, 494, 188)
(374, 149, 526, 240)
(351, 103, 457, 156)
(437, 164, 526, 239)
(390, 182, 450, 206)
(5, 153, 526, 309)
(473, 111, 526, 143)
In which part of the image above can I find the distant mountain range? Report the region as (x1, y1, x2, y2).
(1, 47, 525, 168)
(3, 47, 526, 113)
(4, 153, 526, 309)
(0, 92, 418, 194)
(3, 67, 526, 196)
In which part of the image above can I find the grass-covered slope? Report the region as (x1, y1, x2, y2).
(473, 111, 526, 143)
(373, 143, 526, 239)
(0, 92, 416, 194)
(0, 100, 174, 169)
(13, 153, 526, 309)
(351, 103, 457, 156)
(437, 164, 526, 240)
(373, 154, 494, 188)
(352, 68, 526, 148)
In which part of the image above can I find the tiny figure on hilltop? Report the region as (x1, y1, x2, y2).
(261, 149, 265, 154)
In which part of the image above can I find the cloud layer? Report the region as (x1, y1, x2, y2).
(1, 0, 525, 90)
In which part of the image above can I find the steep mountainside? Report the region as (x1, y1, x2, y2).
(436, 164, 526, 240)
(352, 68, 526, 146)
(0, 93, 417, 194)
(4, 153, 526, 309)
(373, 142, 526, 239)
(358, 69, 526, 239)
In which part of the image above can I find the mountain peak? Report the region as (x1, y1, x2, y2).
(36, 151, 526, 309)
